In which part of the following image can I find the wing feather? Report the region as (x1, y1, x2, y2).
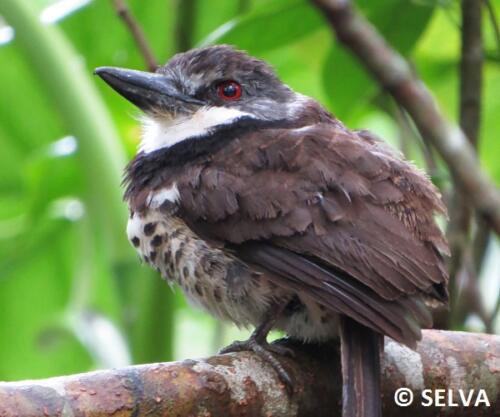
(237, 243, 431, 347)
(173, 123, 448, 341)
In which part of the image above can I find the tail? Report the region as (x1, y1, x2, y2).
(340, 315, 382, 417)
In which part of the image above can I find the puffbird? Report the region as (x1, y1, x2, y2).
(95, 45, 448, 417)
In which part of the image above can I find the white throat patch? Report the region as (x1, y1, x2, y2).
(140, 106, 252, 154)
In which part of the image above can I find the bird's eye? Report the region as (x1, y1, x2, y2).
(216, 80, 242, 101)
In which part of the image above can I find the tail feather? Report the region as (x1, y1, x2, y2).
(340, 316, 382, 417)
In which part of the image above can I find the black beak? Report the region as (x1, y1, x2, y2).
(94, 66, 203, 110)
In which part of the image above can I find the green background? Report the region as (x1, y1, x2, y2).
(0, 0, 498, 381)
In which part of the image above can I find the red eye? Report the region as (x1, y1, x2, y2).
(217, 80, 242, 100)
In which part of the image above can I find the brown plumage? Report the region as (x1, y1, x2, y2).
(96, 44, 449, 417)
(124, 119, 448, 347)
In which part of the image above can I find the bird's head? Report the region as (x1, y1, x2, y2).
(95, 45, 315, 154)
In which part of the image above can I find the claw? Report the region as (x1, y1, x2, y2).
(220, 337, 295, 394)
(267, 343, 296, 358)
(219, 340, 245, 355)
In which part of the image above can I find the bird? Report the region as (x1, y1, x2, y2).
(95, 44, 449, 417)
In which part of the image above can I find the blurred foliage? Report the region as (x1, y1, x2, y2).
(0, 0, 498, 381)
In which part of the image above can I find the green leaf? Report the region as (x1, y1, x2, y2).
(199, 0, 323, 52)
(194, 0, 240, 45)
(259, 28, 332, 104)
(0, 227, 92, 380)
(322, 0, 436, 120)
(414, 8, 500, 185)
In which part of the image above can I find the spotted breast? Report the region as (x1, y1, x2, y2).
(126, 199, 276, 326)
(125, 189, 338, 341)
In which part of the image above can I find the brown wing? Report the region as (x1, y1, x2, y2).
(236, 241, 433, 347)
(176, 123, 448, 344)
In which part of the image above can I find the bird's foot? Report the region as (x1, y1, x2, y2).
(220, 336, 295, 393)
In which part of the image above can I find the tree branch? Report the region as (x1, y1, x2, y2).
(448, 0, 484, 327)
(110, 0, 158, 71)
(459, 0, 483, 146)
(0, 331, 498, 416)
(311, 0, 500, 236)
